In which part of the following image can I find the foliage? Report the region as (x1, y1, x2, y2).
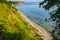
(39, 0, 60, 40)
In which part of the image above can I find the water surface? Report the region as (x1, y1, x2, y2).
(15, 2, 55, 32)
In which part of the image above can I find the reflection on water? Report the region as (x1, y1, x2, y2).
(15, 2, 55, 32)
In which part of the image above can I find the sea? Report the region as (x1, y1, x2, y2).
(15, 2, 57, 32)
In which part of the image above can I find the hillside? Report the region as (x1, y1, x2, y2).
(0, 1, 43, 40)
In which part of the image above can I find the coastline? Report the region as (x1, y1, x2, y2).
(18, 10, 53, 40)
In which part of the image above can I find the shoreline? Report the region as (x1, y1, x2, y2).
(18, 10, 53, 40)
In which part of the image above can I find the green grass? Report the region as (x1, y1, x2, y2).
(0, 1, 43, 40)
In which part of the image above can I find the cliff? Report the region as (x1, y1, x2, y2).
(0, 1, 43, 40)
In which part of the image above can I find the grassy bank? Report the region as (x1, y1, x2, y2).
(0, 1, 43, 40)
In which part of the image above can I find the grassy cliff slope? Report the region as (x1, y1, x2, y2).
(0, 1, 43, 40)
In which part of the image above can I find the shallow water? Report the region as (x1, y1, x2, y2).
(15, 2, 55, 32)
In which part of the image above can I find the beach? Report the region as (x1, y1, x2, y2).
(18, 11, 53, 40)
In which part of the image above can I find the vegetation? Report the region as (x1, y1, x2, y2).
(0, 0, 43, 40)
(39, 0, 60, 40)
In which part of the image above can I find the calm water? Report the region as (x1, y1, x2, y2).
(15, 2, 56, 32)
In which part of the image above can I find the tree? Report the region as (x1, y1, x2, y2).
(39, 0, 60, 40)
